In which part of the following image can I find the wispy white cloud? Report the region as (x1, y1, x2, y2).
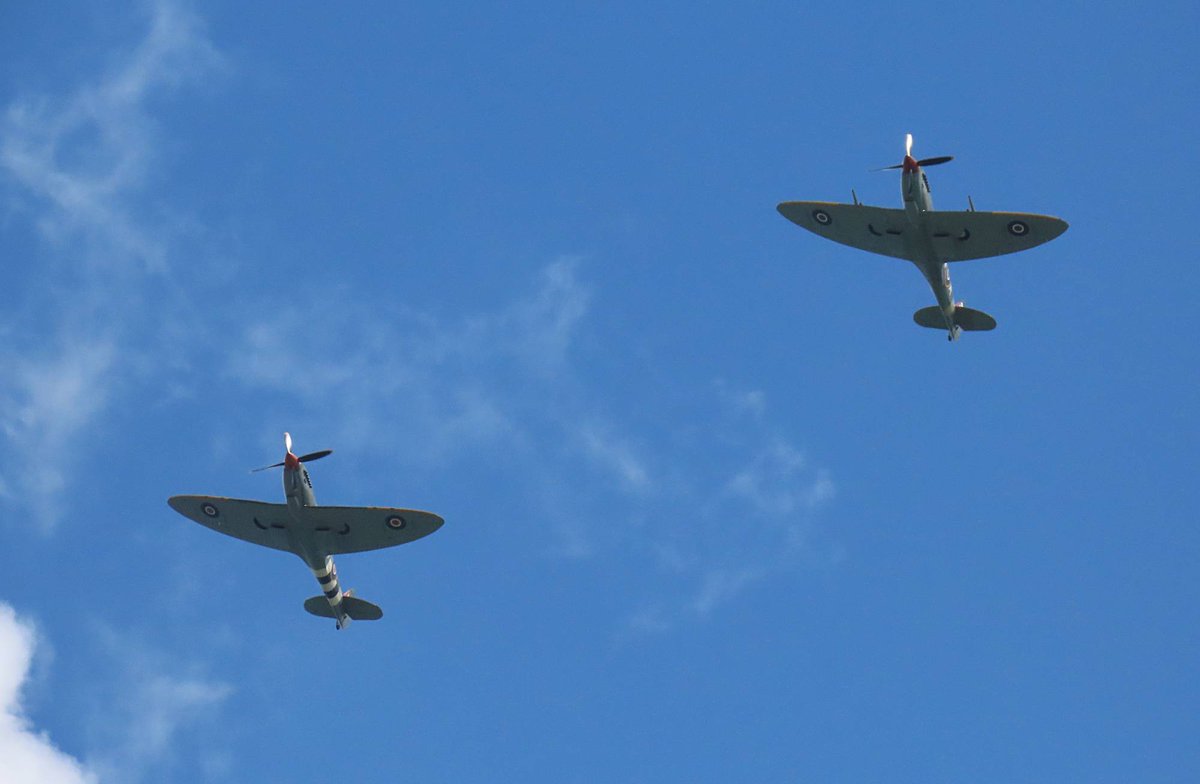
(0, 0, 223, 529)
(84, 625, 233, 784)
(690, 566, 763, 617)
(577, 380, 839, 634)
(715, 378, 767, 420)
(725, 438, 836, 518)
(575, 422, 651, 493)
(0, 0, 223, 274)
(0, 603, 97, 784)
(501, 257, 590, 375)
(224, 261, 837, 631)
(0, 337, 117, 530)
(225, 259, 587, 464)
(621, 604, 672, 637)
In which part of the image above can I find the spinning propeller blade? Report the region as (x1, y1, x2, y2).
(871, 134, 953, 171)
(249, 434, 332, 472)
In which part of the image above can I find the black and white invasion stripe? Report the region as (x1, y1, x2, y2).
(311, 556, 344, 610)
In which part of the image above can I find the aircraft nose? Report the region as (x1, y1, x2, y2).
(902, 155, 919, 173)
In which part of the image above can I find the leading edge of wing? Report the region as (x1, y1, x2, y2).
(167, 495, 294, 552)
(167, 496, 444, 555)
(931, 210, 1069, 262)
(168, 494, 288, 523)
(776, 201, 912, 260)
(306, 506, 445, 555)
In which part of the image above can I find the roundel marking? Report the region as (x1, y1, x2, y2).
(201, 502, 219, 518)
(386, 515, 407, 530)
(812, 209, 832, 226)
(1007, 220, 1029, 236)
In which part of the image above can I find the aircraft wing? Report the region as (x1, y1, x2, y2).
(927, 211, 1068, 262)
(168, 495, 295, 552)
(776, 201, 912, 260)
(167, 496, 444, 555)
(300, 505, 444, 554)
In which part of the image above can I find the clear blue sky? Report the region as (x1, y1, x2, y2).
(2, 2, 1197, 782)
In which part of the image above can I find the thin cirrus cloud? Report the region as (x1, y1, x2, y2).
(0, 337, 117, 527)
(612, 405, 836, 633)
(0, 0, 223, 530)
(223, 259, 591, 467)
(82, 623, 233, 784)
(1, 0, 836, 631)
(225, 259, 836, 630)
(0, 0, 222, 275)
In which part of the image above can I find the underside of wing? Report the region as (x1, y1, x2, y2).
(928, 211, 1069, 262)
(168, 497, 445, 556)
(167, 495, 294, 553)
(777, 201, 912, 260)
(300, 506, 445, 555)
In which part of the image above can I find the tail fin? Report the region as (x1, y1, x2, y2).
(913, 305, 997, 331)
(303, 595, 384, 621)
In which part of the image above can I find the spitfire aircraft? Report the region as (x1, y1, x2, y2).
(777, 134, 1068, 341)
(168, 433, 443, 629)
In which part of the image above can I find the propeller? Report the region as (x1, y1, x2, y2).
(872, 133, 953, 170)
(250, 433, 333, 472)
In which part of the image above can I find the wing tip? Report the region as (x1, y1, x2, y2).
(776, 201, 813, 227)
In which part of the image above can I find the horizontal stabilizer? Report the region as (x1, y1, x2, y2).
(303, 595, 383, 621)
(913, 305, 997, 331)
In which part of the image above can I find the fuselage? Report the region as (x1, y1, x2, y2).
(283, 452, 317, 512)
(901, 156, 959, 338)
(283, 455, 351, 628)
